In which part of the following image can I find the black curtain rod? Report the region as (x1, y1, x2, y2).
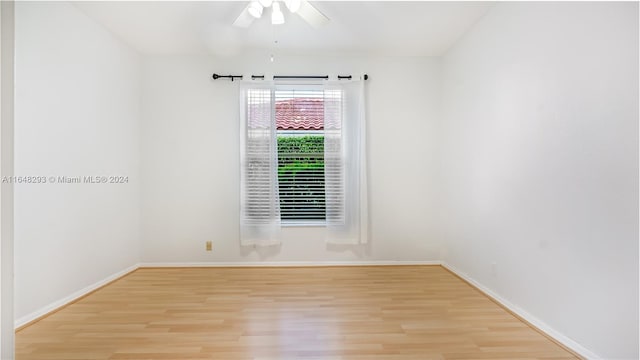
(212, 73, 368, 81)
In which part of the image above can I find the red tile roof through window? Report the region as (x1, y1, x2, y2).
(276, 98, 324, 130)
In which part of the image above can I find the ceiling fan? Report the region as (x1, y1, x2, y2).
(233, 0, 330, 28)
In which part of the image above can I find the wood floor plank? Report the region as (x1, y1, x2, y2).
(16, 266, 578, 360)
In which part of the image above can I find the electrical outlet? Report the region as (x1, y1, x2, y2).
(206, 241, 212, 251)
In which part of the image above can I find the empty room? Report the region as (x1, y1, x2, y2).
(0, 0, 637, 359)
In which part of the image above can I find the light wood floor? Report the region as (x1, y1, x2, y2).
(16, 266, 578, 360)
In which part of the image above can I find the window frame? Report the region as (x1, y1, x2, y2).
(274, 84, 330, 227)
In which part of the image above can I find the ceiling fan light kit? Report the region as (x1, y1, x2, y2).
(271, 2, 285, 25)
(241, 0, 322, 26)
(234, 0, 329, 28)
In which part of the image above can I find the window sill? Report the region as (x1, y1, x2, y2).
(281, 221, 326, 228)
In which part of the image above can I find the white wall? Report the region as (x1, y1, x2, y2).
(140, 54, 442, 263)
(14, 2, 141, 322)
(440, 2, 638, 359)
(0, 1, 15, 357)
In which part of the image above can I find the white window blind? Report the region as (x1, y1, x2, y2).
(323, 89, 345, 225)
(240, 88, 281, 246)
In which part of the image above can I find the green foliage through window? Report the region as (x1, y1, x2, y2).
(277, 135, 325, 221)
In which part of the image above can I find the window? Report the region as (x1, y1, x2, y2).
(241, 86, 342, 227)
(275, 89, 327, 223)
(240, 81, 366, 247)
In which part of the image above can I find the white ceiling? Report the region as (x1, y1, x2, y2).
(73, 1, 494, 57)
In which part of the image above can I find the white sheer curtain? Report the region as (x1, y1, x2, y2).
(324, 79, 368, 244)
(239, 84, 281, 246)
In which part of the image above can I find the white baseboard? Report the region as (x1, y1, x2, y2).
(14, 264, 139, 329)
(139, 260, 442, 267)
(441, 262, 601, 360)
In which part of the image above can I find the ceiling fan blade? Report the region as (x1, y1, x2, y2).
(297, 0, 329, 28)
(232, 3, 256, 28)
